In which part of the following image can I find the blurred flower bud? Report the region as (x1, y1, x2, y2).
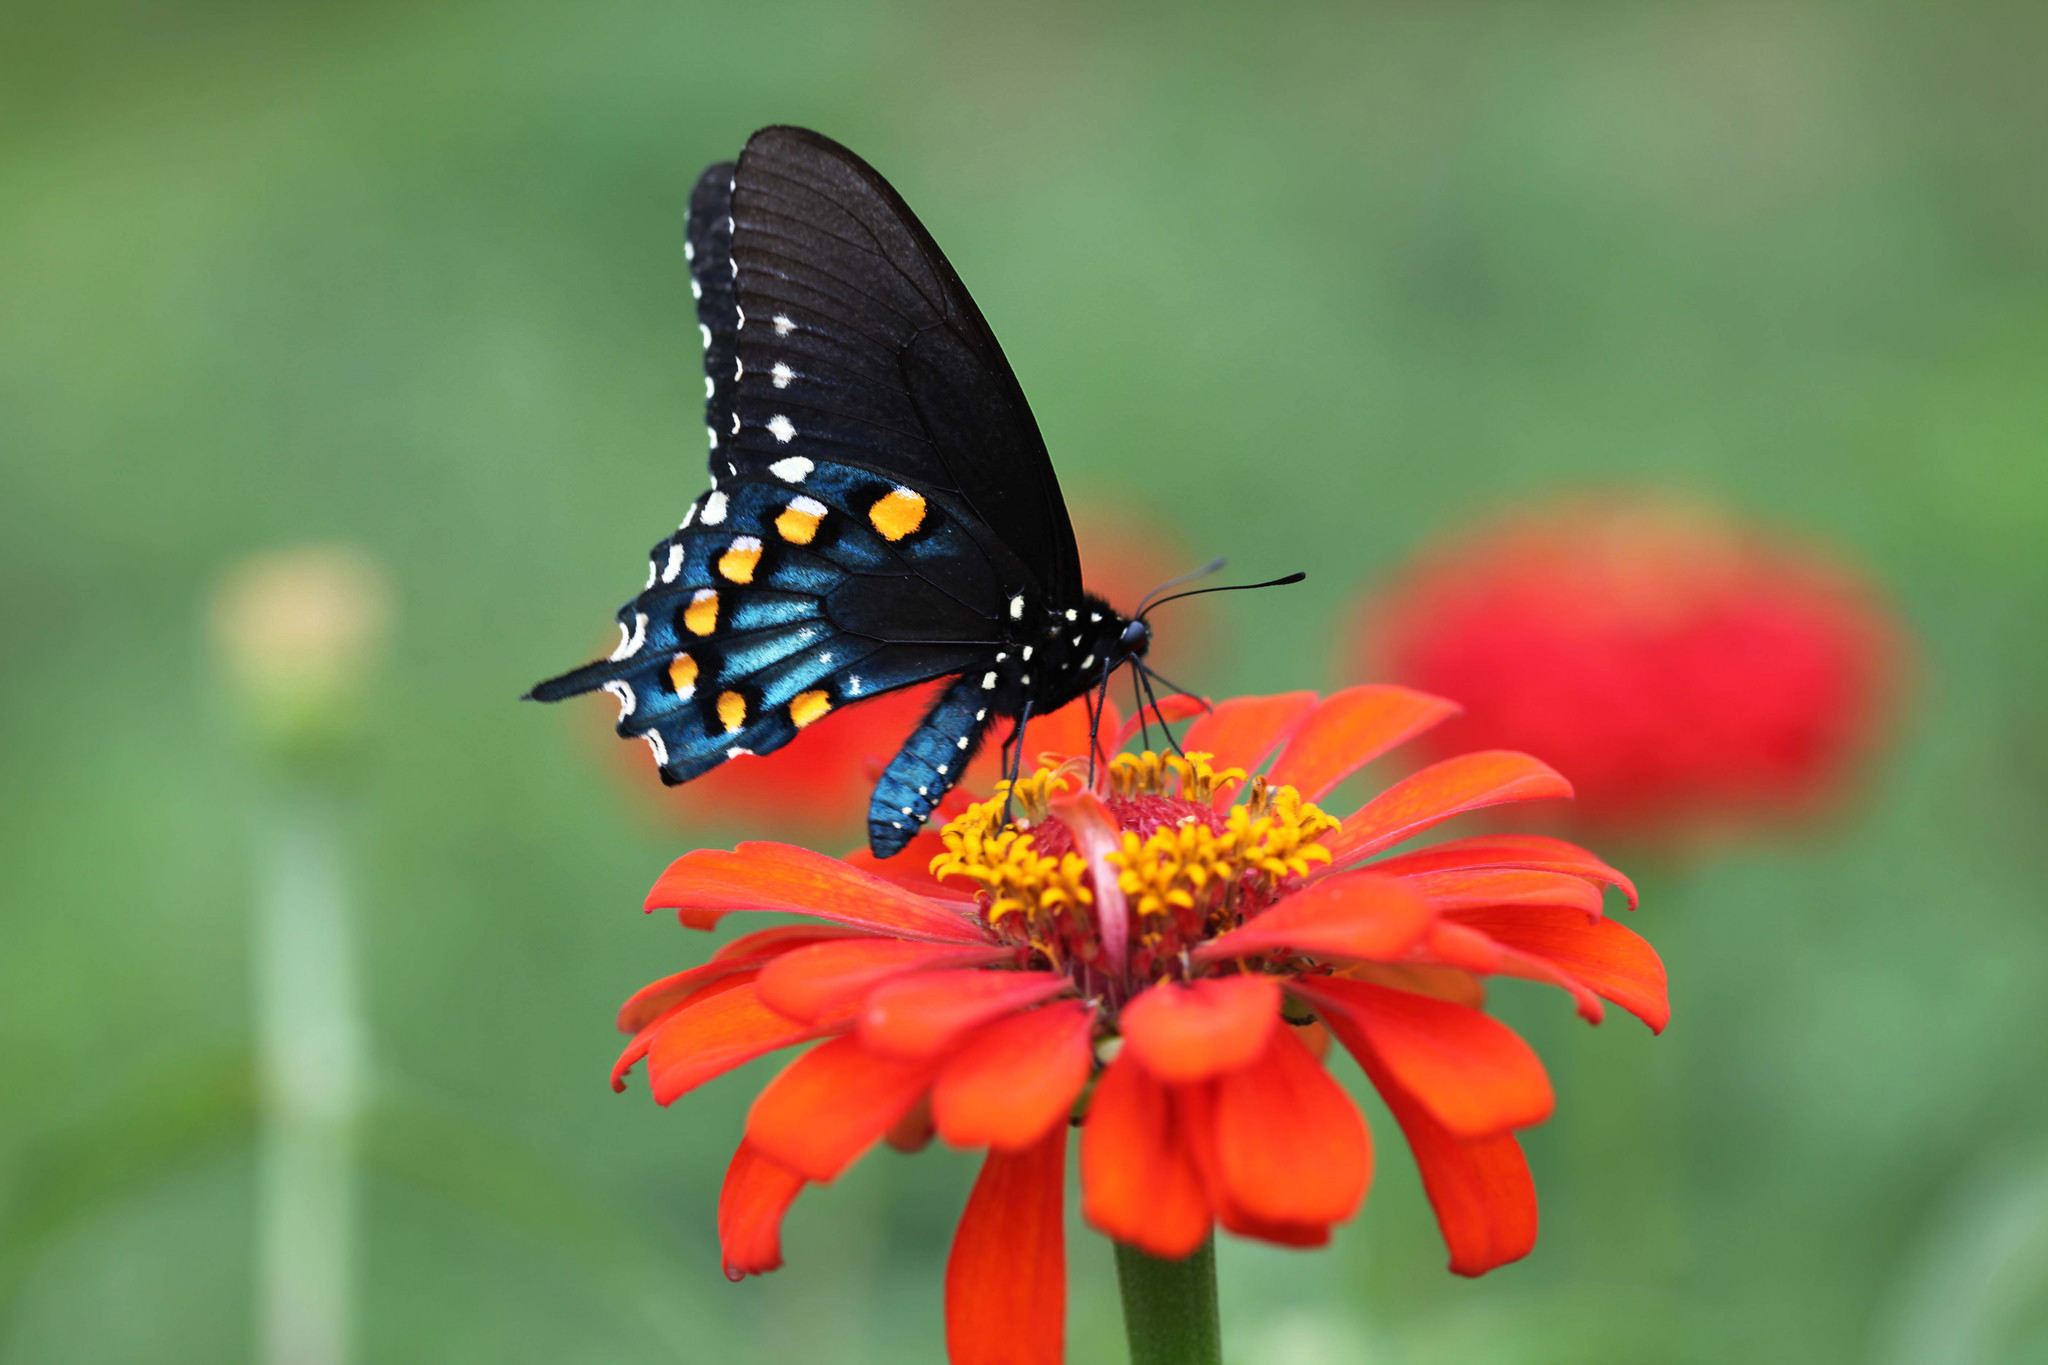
(1354, 494, 1903, 846)
(210, 546, 392, 766)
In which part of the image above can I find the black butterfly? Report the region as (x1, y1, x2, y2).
(532, 126, 1222, 857)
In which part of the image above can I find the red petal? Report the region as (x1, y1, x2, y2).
(1295, 977, 1553, 1137)
(859, 970, 1072, 1059)
(1195, 872, 1433, 965)
(1324, 751, 1573, 866)
(1419, 921, 1608, 1024)
(841, 832, 967, 900)
(1113, 692, 1209, 753)
(1119, 975, 1281, 1082)
(945, 1124, 1067, 1365)
(1174, 1082, 1335, 1249)
(1267, 686, 1461, 802)
(1448, 906, 1670, 1033)
(616, 926, 873, 1033)
(629, 977, 840, 1103)
(745, 1035, 942, 1182)
(1079, 1051, 1211, 1258)
(1180, 691, 1318, 782)
(1051, 789, 1130, 977)
(1355, 1048, 1538, 1276)
(644, 842, 990, 943)
(718, 1141, 806, 1278)
(933, 1001, 1096, 1151)
(1212, 1026, 1373, 1226)
(1399, 868, 1605, 918)
(756, 938, 1010, 1024)
(1341, 962, 1488, 1009)
(1365, 834, 1638, 910)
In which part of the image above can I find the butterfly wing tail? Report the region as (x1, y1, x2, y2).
(868, 676, 993, 857)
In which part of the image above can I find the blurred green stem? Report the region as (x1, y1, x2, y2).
(1115, 1236, 1221, 1365)
(255, 783, 364, 1365)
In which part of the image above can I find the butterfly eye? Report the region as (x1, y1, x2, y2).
(1120, 619, 1152, 658)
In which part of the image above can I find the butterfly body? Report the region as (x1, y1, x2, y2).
(531, 126, 1149, 856)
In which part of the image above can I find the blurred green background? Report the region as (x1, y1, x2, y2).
(6, 0, 2048, 1361)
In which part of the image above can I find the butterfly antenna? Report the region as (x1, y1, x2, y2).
(1138, 570, 1307, 622)
(1135, 556, 1228, 618)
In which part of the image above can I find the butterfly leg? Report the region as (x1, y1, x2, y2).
(867, 678, 994, 859)
(999, 698, 1034, 826)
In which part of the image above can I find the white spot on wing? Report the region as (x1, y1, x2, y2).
(773, 314, 794, 336)
(610, 613, 648, 661)
(727, 746, 752, 759)
(645, 559, 657, 589)
(707, 425, 718, 450)
(735, 305, 745, 330)
(981, 672, 998, 689)
(1081, 654, 1095, 669)
(699, 324, 712, 350)
(767, 414, 796, 444)
(730, 412, 741, 436)
(643, 728, 669, 766)
(603, 681, 636, 719)
(663, 544, 684, 582)
(683, 239, 695, 262)
(790, 494, 827, 518)
(956, 736, 970, 749)
(1021, 646, 1034, 661)
(704, 375, 715, 399)
(1009, 595, 1024, 619)
(770, 455, 813, 482)
(846, 676, 864, 696)
(771, 362, 794, 389)
(1065, 609, 1078, 621)
(703, 491, 728, 525)
(680, 503, 697, 530)
(690, 278, 702, 300)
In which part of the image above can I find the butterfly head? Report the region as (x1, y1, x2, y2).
(1117, 616, 1153, 662)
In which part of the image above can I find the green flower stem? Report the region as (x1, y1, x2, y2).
(1114, 1235, 1222, 1365)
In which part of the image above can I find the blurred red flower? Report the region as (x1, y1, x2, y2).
(613, 687, 1665, 1361)
(1355, 495, 1900, 841)
(592, 506, 1216, 841)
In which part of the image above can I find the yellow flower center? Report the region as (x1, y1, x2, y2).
(929, 751, 1340, 983)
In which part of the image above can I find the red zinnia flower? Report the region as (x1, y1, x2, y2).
(1357, 495, 1900, 841)
(612, 687, 1666, 1363)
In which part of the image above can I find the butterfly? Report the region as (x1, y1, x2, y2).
(531, 126, 1232, 857)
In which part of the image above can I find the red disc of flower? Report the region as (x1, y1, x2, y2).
(1356, 495, 1900, 841)
(586, 509, 1216, 841)
(612, 688, 1667, 1364)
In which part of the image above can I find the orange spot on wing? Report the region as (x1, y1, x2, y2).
(684, 590, 720, 636)
(869, 487, 926, 541)
(790, 690, 832, 728)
